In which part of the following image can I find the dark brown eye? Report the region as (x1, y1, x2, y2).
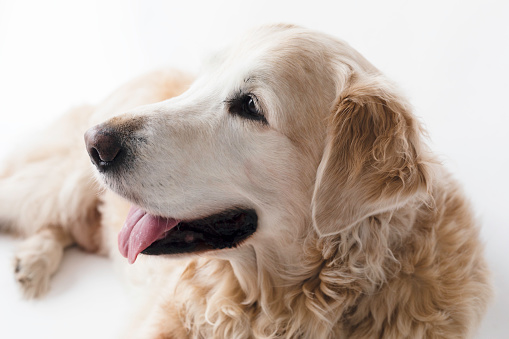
(246, 97, 258, 115)
(227, 93, 268, 125)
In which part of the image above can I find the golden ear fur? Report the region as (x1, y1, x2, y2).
(312, 75, 432, 236)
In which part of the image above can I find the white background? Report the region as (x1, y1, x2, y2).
(0, 0, 508, 337)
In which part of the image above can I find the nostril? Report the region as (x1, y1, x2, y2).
(89, 147, 102, 166)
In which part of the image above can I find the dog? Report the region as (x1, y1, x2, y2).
(0, 24, 491, 338)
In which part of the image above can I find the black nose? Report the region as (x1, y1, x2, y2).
(84, 126, 123, 171)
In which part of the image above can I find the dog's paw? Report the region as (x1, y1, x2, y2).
(13, 254, 52, 299)
(12, 229, 69, 299)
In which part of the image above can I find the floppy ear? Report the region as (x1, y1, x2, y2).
(312, 75, 431, 237)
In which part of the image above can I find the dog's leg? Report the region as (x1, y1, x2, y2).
(0, 161, 102, 298)
(13, 226, 73, 298)
(0, 105, 105, 298)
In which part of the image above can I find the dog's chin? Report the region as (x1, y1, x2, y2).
(141, 208, 258, 256)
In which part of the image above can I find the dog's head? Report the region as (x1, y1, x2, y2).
(85, 25, 430, 264)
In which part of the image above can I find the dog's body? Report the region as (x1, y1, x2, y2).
(0, 25, 491, 338)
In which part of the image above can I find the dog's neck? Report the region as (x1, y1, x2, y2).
(172, 191, 426, 338)
(213, 203, 423, 336)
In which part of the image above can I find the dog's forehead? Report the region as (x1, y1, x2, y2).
(203, 26, 332, 85)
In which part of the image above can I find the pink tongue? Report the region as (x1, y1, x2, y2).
(118, 206, 180, 264)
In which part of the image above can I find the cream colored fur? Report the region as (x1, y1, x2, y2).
(0, 25, 491, 338)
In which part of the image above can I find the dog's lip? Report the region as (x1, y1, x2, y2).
(118, 206, 181, 264)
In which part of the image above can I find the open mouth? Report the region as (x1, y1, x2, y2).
(118, 206, 257, 263)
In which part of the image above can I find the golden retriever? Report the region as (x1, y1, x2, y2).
(0, 24, 491, 338)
